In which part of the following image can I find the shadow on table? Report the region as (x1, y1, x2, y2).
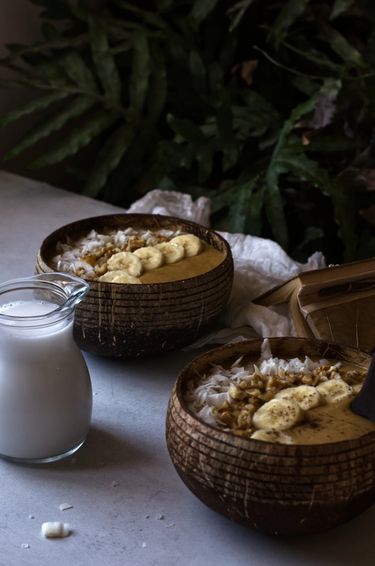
(5, 424, 152, 472)
(268, 505, 375, 565)
(84, 347, 206, 389)
(66, 425, 152, 470)
(199, 500, 375, 566)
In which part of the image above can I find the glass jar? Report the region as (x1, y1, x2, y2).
(0, 273, 92, 463)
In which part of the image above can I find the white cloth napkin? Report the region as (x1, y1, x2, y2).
(127, 189, 326, 347)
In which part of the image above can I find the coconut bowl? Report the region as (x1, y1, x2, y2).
(166, 337, 375, 536)
(36, 213, 233, 357)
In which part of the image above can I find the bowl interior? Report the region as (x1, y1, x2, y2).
(36, 213, 234, 357)
(167, 338, 375, 535)
(37, 213, 231, 286)
(177, 337, 372, 448)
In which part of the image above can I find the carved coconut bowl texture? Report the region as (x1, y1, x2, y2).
(36, 213, 233, 357)
(166, 337, 375, 536)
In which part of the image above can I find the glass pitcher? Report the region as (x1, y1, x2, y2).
(0, 273, 92, 463)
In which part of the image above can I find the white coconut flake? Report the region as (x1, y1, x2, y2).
(41, 522, 71, 539)
(187, 346, 333, 431)
(51, 227, 189, 281)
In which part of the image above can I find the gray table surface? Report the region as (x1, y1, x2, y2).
(0, 170, 373, 566)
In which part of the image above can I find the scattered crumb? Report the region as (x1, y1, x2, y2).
(141, 542, 147, 548)
(93, 392, 99, 396)
(166, 523, 175, 528)
(156, 514, 165, 520)
(28, 515, 35, 520)
(59, 503, 73, 511)
(41, 522, 71, 539)
(111, 481, 119, 488)
(144, 515, 150, 519)
(21, 543, 30, 549)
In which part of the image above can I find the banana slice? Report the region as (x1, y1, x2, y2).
(250, 429, 293, 444)
(99, 270, 141, 284)
(170, 234, 203, 257)
(155, 242, 185, 264)
(107, 251, 143, 277)
(275, 385, 322, 411)
(133, 246, 164, 271)
(252, 398, 303, 431)
(316, 378, 353, 403)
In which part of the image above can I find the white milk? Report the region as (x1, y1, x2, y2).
(0, 300, 92, 461)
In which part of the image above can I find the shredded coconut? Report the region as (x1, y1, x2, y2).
(186, 339, 365, 439)
(51, 227, 183, 281)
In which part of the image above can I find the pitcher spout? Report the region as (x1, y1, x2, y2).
(32, 273, 90, 308)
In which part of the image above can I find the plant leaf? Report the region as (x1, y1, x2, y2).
(277, 144, 331, 188)
(229, 177, 259, 233)
(1, 36, 88, 65)
(319, 25, 367, 69)
(29, 110, 118, 168)
(265, 89, 322, 248)
(196, 145, 214, 183)
(147, 48, 167, 121)
(330, 0, 354, 19)
(89, 16, 122, 103)
(33, 59, 70, 86)
(114, 0, 170, 32)
(304, 135, 358, 153)
(4, 96, 95, 160)
(227, 0, 255, 32)
(83, 123, 134, 196)
(41, 22, 62, 41)
(269, 0, 311, 45)
(167, 115, 205, 142)
(0, 91, 68, 127)
(209, 183, 239, 213)
(189, 50, 206, 92)
(59, 52, 98, 92)
(245, 184, 265, 235)
(129, 32, 150, 119)
(329, 181, 359, 261)
(282, 38, 345, 76)
(29, 0, 72, 20)
(191, 0, 219, 24)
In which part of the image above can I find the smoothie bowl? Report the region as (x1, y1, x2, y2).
(36, 213, 233, 357)
(166, 337, 375, 535)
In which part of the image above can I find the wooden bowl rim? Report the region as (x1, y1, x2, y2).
(37, 213, 233, 288)
(173, 337, 374, 453)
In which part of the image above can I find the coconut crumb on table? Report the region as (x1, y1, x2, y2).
(41, 522, 71, 539)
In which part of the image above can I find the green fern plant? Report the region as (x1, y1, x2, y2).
(1, 0, 375, 263)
